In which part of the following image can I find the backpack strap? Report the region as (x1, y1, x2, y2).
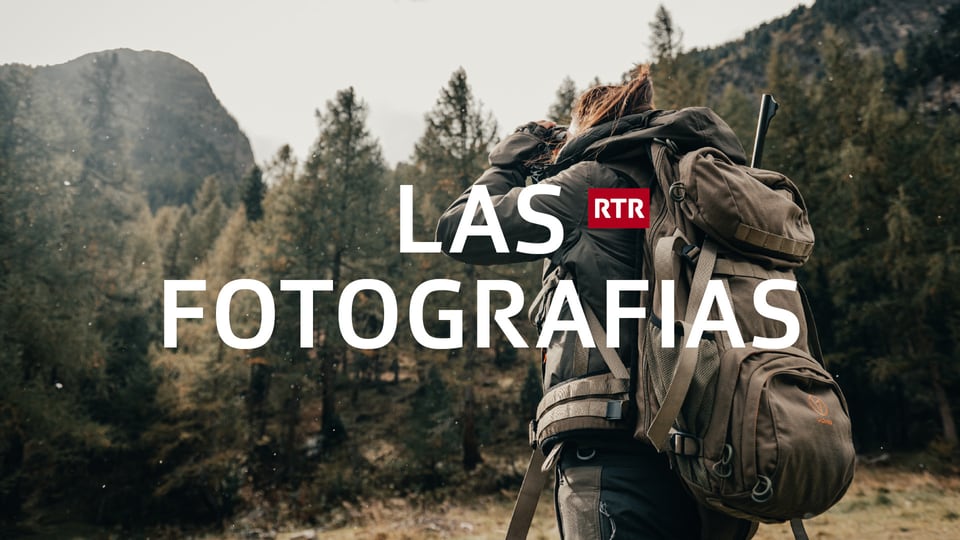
(734, 223, 814, 259)
(583, 302, 630, 379)
(645, 237, 719, 450)
(506, 443, 565, 540)
(505, 448, 549, 540)
(652, 230, 687, 317)
(790, 518, 810, 540)
(798, 284, 825, 366)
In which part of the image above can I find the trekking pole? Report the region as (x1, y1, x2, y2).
(750, 94, 779, 168)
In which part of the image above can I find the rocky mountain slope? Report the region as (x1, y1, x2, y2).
(1, 48, 254, 209)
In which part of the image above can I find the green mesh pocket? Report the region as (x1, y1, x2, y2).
(644, 322, 720, 436)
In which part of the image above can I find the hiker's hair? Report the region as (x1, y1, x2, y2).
(572, 65, 655, 132)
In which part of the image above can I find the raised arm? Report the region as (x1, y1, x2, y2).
(436, 130, 607, 265)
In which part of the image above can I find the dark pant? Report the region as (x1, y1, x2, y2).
(554, 442, 757, 540)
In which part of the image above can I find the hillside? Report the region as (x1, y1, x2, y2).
(693, 0, 960, 107)
(0, 48, 254, 208)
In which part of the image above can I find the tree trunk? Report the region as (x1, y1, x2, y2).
(321, 350, 344, 444)
(281, 381, 302, 481)
(462, 386, 483, 471)
(459, 264, 483, 470)
(321, 250, 347, 446)
(248, 360, 270, 439)
(931, 362, 958, 448)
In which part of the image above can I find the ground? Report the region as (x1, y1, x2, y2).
(215, 464, 960, 540)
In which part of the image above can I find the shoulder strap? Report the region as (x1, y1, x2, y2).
(649, 138, 680, 189)
(583, 302, 630, 379)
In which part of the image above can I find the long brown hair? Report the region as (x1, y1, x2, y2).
(571, 65, 655, 132)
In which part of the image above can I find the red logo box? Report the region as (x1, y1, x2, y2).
(587, 188, 650, 229)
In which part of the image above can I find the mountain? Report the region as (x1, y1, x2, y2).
(693, 0, 960, 108)
(0, 48, 254, 209)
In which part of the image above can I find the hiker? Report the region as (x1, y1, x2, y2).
(436, 67, 757, 539)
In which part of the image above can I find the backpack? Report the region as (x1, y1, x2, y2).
(634, 138, 856, 535)
(506, 111, 856, 540)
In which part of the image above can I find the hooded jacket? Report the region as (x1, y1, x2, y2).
(436, 107, 745, 392)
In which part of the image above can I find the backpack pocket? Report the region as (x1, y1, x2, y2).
(687, 345, 856, 522)
(643, 317, 721, 437)
(677, 147, 814, 267)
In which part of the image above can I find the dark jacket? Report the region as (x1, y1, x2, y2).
(436, 107, 745, 392)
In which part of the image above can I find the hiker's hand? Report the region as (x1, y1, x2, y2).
(516, 120, 557, 140)
(489, 122, 567, 177)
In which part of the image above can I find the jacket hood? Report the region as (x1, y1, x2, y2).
(552, 107, 747, 173)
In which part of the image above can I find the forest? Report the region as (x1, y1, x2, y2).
(1, 1, 959, 536)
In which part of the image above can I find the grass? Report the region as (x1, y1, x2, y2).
(236, 464, 960, 540)
(752, 467, 960, 539)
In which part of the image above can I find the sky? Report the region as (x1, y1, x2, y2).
(1, 0, 812, 167)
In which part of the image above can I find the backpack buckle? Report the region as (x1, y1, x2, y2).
(713, 443, 734, 478)
(528, 420, 538, 449)
(680, 244, 700, 265)
(669, 431, 701, 457)
(605, 400, 625, 421)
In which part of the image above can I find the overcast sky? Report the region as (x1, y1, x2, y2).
(2, 0, 811, 166)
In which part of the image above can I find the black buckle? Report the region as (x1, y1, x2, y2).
(669, 431, 701, 457)
(528, 420, 538, 449)
(680, 244, 700, 265)
(653, 137, 680, 154)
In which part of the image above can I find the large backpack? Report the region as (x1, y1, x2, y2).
(507, 111, 856, 540)
(635, 138, 856, 535)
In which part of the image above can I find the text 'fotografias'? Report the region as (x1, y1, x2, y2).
(163, 185, 799, 352)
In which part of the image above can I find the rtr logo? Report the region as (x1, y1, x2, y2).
(588, 188, 650, 229)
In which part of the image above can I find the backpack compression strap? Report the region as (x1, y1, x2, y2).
(645, 237, 719, 450)
(583, 302, 630, 378)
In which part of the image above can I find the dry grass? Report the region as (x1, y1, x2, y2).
(753, 467, 960, 540)
(255, 466, 960, 540)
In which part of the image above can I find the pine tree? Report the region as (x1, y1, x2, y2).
(181, 176, 227, 270)
(547, 76, 577, 125)
(309, 86, 387, 447)
(261, 87, 388, 455)
(649, 4, 683, 63)
(712, 83, 755, 151)
(158, 205, 191, 279)
(1, 51, 160, 522)
(413, 68, 500, 471)
(242, 164, 266, 222)
(646, 6, 709, 109)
